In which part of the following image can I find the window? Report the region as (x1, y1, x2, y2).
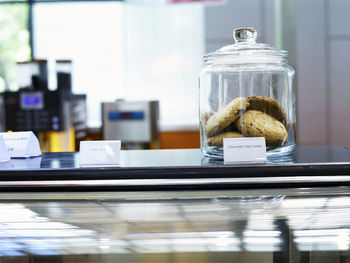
(123, 3, 204, 129)
(33, 2, 124, 127)
(32, 2, 204, 128)
(0, 3, 30, 92)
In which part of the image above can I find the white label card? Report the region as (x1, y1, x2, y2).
(223, 137, 266, 163)
(79, 140, 121, 167)
(0, 131, 41, 158)
(0, 135, 10, 162)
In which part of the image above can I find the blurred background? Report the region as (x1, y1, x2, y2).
(0, 0, 349, 151)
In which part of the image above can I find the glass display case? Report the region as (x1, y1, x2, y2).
(0, 188, 350, 262)
(0, 146, 349, 262)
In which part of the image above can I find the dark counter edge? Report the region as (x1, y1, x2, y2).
(0, 162, 350, 181)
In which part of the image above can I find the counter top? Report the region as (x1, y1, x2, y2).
(0, 146, 350, 191)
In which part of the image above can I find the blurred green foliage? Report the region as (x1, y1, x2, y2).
(0, 4, 30, 91)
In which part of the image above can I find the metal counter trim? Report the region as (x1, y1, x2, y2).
(0, 186, 349, 200)
(0, 175, 349, 189)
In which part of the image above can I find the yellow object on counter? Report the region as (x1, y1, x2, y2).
(39, 127, 75, 152)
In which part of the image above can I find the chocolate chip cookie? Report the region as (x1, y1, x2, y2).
(247, 96, 287, 126)
(236, 110, 288, 147)
(206, 97, 249, 137)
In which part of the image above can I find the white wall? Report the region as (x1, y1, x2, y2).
(295, 0, 327, 145)
(205, 0, 275, 53)
(296, 0, 350, 147)
(328, 0, 350, 146)
(205, 0, 350, 147)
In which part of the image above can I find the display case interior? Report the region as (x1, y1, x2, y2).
(0, 187, 348, 262)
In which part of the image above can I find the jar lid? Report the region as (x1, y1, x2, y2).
(204, 28, 288, 63)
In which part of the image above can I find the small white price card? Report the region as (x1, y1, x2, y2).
(79, 140, 121, 167)
(1, 131, 41, 158)
(223, 137, 266, 163)
(0, 135, 10, 162)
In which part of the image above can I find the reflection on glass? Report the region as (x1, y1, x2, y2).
(294, 229, 349, 251)
(0, 156, 42, 170)
(0, 191, 348, 261)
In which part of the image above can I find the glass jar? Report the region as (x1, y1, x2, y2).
(200, 28, 296, 158)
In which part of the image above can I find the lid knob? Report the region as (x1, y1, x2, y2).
(234, 28, 257, 43)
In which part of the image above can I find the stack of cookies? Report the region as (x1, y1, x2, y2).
(205, 96, 288, 147)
